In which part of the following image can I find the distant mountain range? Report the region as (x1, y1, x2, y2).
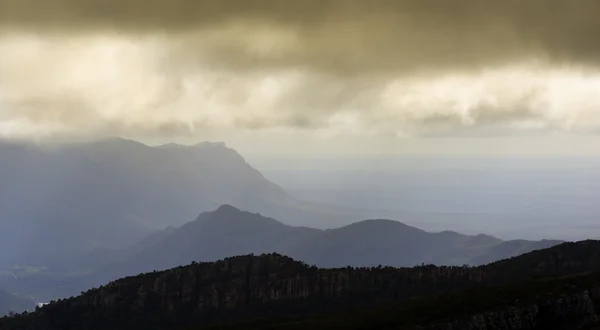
(104, 204, 561, 270)
(0, 138, 568, 311)
(9, 204, 560, 301)
(0, 138, 387, 268)
(2, 240, 600, 330)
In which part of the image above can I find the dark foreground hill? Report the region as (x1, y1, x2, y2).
(8, 205, 561, 301)
(205, 271, 600, 330)
(2, 240, 600, 330)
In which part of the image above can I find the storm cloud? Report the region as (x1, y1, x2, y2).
(1, 0, 600, 141)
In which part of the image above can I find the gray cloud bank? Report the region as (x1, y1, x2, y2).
(1, 0, 600, 141)
(2, 0, 600, 74)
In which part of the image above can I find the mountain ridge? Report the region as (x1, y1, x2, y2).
(8, 204, 561, 302)
(0, 137, 382, 269)
(2, 240, 600, 330)
(97, 205, 563, 272)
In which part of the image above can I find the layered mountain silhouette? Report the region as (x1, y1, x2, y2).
(2, 240, 600, 330)
(109, 204, 561, 270)
(0, 138, 380, 268)
(14, 204, 560, 301)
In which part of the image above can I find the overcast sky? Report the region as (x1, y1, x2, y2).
(1, 0, 600, 156)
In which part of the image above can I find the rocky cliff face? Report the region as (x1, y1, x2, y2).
(0, 253, 491, 329)
(73, 253, 486, 314)
(414, 287, 600, 330)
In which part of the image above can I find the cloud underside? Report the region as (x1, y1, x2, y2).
(1, 0, 600, 140)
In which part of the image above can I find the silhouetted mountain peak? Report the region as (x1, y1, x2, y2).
(90, 137, 148, 149)
(214, 204, 241, 214)
(191, 204, 245, 223)
(193, 141, 228, 149)
(196, 205, 286, 229)
(156, 141, 228, 150)
(339, 219, 425, 235)
(156, 142, 186, 149)
(88, 138, 232, 153)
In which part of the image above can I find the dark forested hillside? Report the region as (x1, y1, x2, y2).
(484, 239, 600, 281)
(203, 272, 600, 330)
(2, 240, 600, 330)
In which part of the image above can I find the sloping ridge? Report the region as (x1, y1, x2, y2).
(3, 205, 562, 302)
(484, 239, 600, 281)
(2, 240, 600, 330)
(0, 138, 293, 265)
(36, 205, 558, 298)
(0, 138, 404, 268)
(54, 205, 560, 295)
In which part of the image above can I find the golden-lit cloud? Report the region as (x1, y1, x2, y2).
(1, 0, 600, 142)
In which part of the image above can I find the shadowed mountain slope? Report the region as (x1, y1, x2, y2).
(0, 138, 376, 268)
(16, 205, 560, 301)
(111, 205, 561, 271)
